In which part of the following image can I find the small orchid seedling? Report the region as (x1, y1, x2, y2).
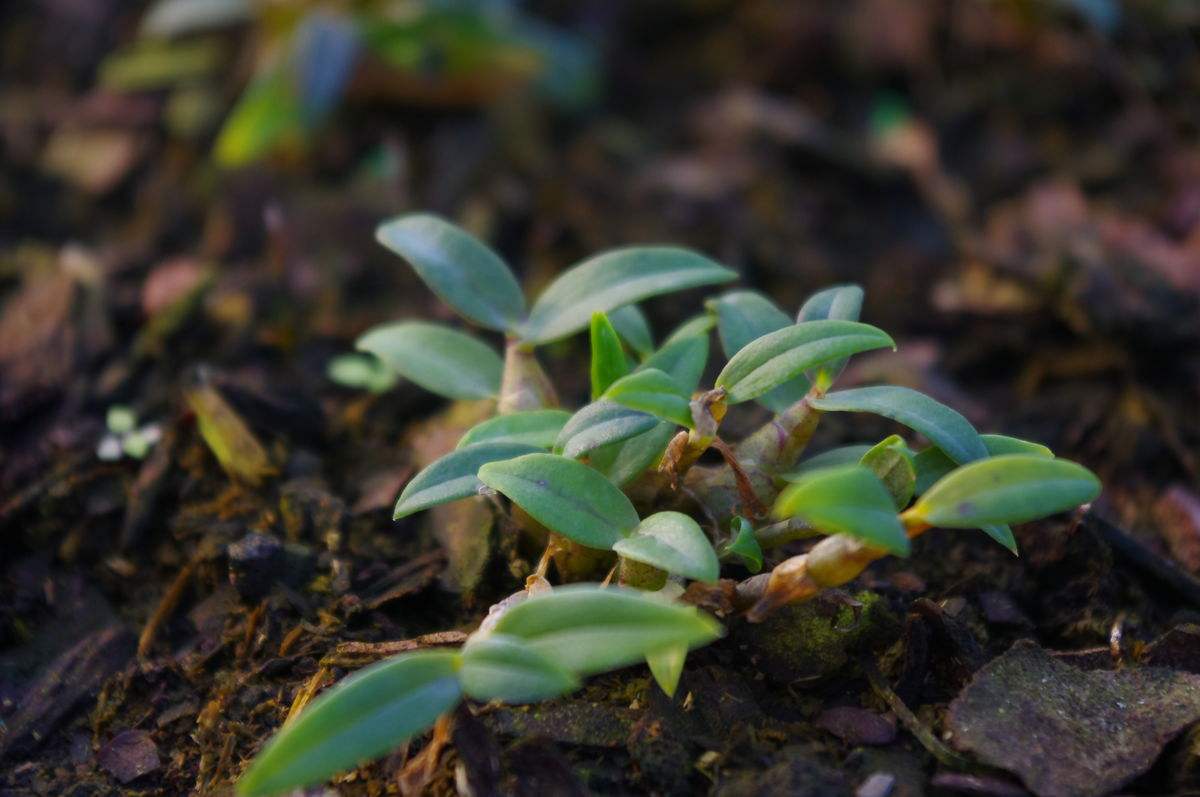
(238, 214, 1100, 795)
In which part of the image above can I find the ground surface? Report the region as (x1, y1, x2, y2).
(3, 2, 1200, 795)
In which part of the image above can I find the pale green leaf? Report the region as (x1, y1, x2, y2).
(556, 401, 659, 460)
(774, 465, 910, 556)
(860, 435, 916, 509)
(913, 434, 1053, 495)
(376, 214, 525, 332)
(357, 321, 502, 400)
(394, 442, 541, 518)
(613, 512, 720, 583)
(521, 247, 736, 344)
(783, 444, 875, 480)
(663, 313, 716, 346)
(608, 305, 654, 357)
(478, 453, 639, 549)
(720, 516, 763, 573)
(712, 290, 808, 412)
(796, 284, 864, 323)
(646, 644, 687, 697)
(455, 410, 571, 450)
(326, 353, 398, 394)
(590, 311, 631, 398)
(587, 421, 676, 486)
(639, 335, 709, 392)
(603, 369, 693, 428)
(459, 634, 578, 704)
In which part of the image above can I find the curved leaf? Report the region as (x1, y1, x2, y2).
(613, 511, 720, 582)
(357, 321, 502, 400)
(913, 433, 1053, 495)
(910, 455, 1101, 528)
(375, 214, 525, 332)
(521, 247, 736, 344)
(716, 320, 894, 404)
(796, 284, 864, 323)
(712, 290, 808, 411)
(810, 386, 987, 465)
(455, 410, 571, 450)
(326, 352, 398, 394)
(774, 465, 910, 556)
(783, 444, 875, 480)
(639, 334, 709, 392)
(394, 442, 541, 518)
(488, 585, 723, 677)
(603, 368, 692, 428)
(860, 435, 916, 509)
(590, 311, 631, 398)
(587, 421, 676, 486)
(720, 516, 764, 573)
(459, 634, 578, 704)
(478, 453, 639, 549)
(608, 304, 654, 358)
(556, 401, 659, 459)
(663, 313, 716, 346)
(236, 650, 462, 797)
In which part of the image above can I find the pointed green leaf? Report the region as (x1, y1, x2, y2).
(639, 335, 709, 392)
(913, 433, 1053, 495)
(455, 410, 572, 450)
(590, 311, 631, 398)
(663, 313, 716, 346)
(488, 585, 723, 677)
(326, 352, 398, 394)
(603, 368, 693, 428)
(810, 386, 987, 465)
(720, 516, 764, 573)
(910, 455, 1100, 528)
(860, 435, 916, 509)
(716, 320, 894, 404)
(394, 442, 541, 518)
(608, 304, 654, 358)
(587, 421, 676, 486)
(980, 524, 1018, 554)
(613, 512, 720, 583)
(556, 401, 660, 460)
(357, 321, 502, 400)
(712, 290, 809, 412)
(646, 644, 687, 697)
(521, 247, 736, 344)
(375, 214, 525, 332)
(478, 453, 639, 549)
(774, 465, 910, 556)
(459, 634, 579, 704)
(236, 650, 461, 797)
(783, 444, 876, 481)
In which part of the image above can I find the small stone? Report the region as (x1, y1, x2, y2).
(855, 772, 895, 797)
(1154, 486, 1200, 573)
(817, 707, 896, 746)
(97, 729, 159, 784)
(226, 533, 284, 599)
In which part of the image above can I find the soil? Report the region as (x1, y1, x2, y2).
(3, 2, 1200, 796)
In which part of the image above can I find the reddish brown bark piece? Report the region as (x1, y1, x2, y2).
(946, 640, 1200, 797)
(98, 729, 160, 784)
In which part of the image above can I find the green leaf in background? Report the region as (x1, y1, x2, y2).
(214, 67, 305, 167)
(639, 334, 710, 392)
(909, 455, 1100, 528)
(913, 434, 1053, 495)
(590, 311, 632, 398)
(141, 0, 252, 38)
(608, 304, 654, 358)
(612, 512, 720, 583)
(587, 421, 676, 486)
(375, 214, 526, 332)
(478, 453, 640, 549)
(860, 435, 916, 509)
(455, 410, 571, 450)
(774, 465, 910, 556)
(356, 321, 502, 400)
(488, 585, 723, 677)
(712, 290, 809, 412)
(459, 634, 579, 704)
(326, 352, 398, 394)
(783, 444, 876, 481)
(556, 401, 660, 460)
(603, 369, 693, 428)
(521, 247, 736, 344)
(236, 650, 462, 797)
(715, 320, 894, 404)
(810, 386, 988, 466)
(394, 442, 541, 518)
(720, 516, 764, 573)
(99, 38, 227, 91)
(646, 644, 687, 697)
(663, 313, 717, 346)
(796, 284, 864, 323)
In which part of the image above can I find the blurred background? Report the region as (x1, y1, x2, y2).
(2, 1, 1200, 791)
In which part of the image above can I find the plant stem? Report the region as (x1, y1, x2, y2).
(498, 339, 558, 414)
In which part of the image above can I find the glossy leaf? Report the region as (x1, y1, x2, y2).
(236, 651, 462, 797)
(455, 410, 571, 450)
(357, 321, 502, 400)
(783, 444, 875, 480)
(712, 290, 808, 411)
(720, 516, 763, 573)
(910, 455, 1101, 528)
(488, 585, 723, 677)
(521, 247, 736, 344)
(613, 512, 720, 583)
(913, 434, 1054, 495)
(459, 634, 578, 704)
(603, 369, 693, 428)
(774, 465, 910, 556)
(556, 401, 660, 460)
(590, 311, 631, 398)
(478, 453, 639, 549)
(587, 421, 676, 486)
(639, 334, 709, 392)
(716, 320, 894, 404)
(608, 305, 654, 358)
(860, 435, 916, 509)
(394, 442, 541, 518)
(646, 644, 687, 697)
(375, 214, 525, 332)
(810, 386, 987, 465)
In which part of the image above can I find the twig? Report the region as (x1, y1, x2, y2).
(137, 559, 197, 658)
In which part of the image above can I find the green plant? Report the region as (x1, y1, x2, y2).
(238, 213, 1101, 794)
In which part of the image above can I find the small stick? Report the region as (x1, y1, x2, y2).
(137, 559, 197, 658)
(863, 661, 975, 770)
(710, 437, 766, 519)
(285, 666, 331, 725)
